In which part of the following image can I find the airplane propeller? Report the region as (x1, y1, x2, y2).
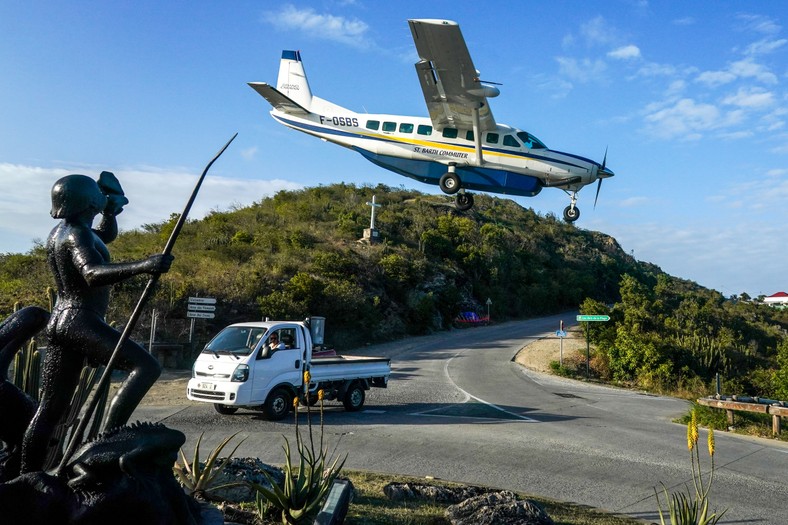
(594, 148, 608, 209)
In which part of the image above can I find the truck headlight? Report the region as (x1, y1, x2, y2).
(231, 364, 249, 383)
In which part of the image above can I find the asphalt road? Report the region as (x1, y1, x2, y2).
(136, 313, 788, 524)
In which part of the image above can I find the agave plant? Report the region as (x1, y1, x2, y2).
(173, 431, 246, 500)
(252, 387, 346, 524)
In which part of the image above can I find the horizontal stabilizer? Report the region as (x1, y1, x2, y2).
(248, 82, 310, 115)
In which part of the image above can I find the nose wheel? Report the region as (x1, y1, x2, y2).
(562, 191, 580, 222)
(456, 192, 474, 211)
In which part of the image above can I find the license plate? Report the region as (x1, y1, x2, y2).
(197, 382, 216, 390)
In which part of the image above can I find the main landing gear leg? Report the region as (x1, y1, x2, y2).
(563, 192, 580, 223)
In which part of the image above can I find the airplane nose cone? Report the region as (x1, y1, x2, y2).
(600, 166, 614, 178)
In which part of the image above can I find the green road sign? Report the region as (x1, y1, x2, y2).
(576, 315, 610, 322)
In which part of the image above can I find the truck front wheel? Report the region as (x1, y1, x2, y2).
(342, 383, 365, 412)
(214, 404, 239, 415)
(264, 388, 292, 421)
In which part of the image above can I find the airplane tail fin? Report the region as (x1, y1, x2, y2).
(248, 50, 314, 115)
(275, 50, 313, 110)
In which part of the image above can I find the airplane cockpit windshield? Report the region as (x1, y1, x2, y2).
(203, 326, 267, 356)
(517, 132, 547, 149)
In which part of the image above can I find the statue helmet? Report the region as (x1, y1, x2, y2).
(50, 174, 108, 219)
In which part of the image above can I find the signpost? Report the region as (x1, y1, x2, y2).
(187, 297, 216, 354)
(576, 314, 610, 378)
(486, 297, 492, 322)
(576, 315, 610, 322)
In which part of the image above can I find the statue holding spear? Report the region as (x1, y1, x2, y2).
(20, 134, 237, 475)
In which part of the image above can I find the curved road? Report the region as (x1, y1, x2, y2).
(138, 314, 788, 523)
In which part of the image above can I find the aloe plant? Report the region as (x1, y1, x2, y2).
(252, 386, 346, 524)
(655, 410, 727, 525)
(173, 431, 246, 499)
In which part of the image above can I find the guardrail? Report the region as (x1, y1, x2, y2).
(696, 396, 787, 437)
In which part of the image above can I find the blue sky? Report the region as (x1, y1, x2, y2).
(1, 1, 786, 298)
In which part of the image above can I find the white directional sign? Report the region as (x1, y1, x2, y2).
(188, 297, 217, 305)
(187, 311, 215, 319)
(188, 297, 216, 319)
(187, 304, 215, 312)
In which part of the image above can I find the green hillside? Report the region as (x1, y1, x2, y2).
(2, 184, 786, 398)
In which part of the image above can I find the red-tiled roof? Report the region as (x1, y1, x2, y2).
(768, 291, 788, 298)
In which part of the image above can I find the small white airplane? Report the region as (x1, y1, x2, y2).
(249, 19, 614, 222)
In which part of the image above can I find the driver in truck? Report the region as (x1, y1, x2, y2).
(264, 332, 285, 354)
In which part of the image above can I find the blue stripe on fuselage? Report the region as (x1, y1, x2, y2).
(272, 113, 594, 172)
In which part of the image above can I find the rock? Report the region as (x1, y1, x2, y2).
(383, 482, 491, 504)
(207, 457, 284, 503)
(445, 490, 554, 525)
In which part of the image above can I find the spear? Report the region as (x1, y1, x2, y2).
(57, 133, 238, 473)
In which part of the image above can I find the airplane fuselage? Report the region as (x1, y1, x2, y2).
(270, 104, 606, 199)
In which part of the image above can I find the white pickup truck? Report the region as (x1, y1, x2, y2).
(186, 317, 390, 420)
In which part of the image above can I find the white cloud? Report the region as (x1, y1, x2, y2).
(643, 98, 721, 139)
(556, 57, 607, 82)
(580, 16, 615, 47)
(722, 87, 775, 109)
(695, 70, 736, 87)
(672, 17, 695, 26)
(608, 45, 641, 60)
(695, 58, 777, 87)
(636, 62, 679, 78)
(0, 163, 302, 254)
(729, 58, 778, 84)
(736, 14, 781, 36)
(619, 196, 648, 207)
(745, 38, 787, 56)
(240, 146, 258, 160)
(263, 4, 370, 48)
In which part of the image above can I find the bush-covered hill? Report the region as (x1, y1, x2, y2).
(2, 183, 786, 398)
(2, 184, 638, 344)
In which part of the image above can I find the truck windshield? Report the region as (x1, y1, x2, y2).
(203, 326, 266, 356)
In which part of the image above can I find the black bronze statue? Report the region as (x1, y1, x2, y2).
(20, 172, 173, 473)
(0, 135, 235, 524)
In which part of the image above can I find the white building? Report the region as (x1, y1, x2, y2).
(763, 292, 788, 308)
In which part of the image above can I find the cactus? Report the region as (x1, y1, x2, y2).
(11, 340, 41, 402)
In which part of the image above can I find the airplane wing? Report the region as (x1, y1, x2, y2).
(408, 19, 497, 132)
(248, 82, 310, 115)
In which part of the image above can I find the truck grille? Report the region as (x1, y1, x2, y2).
(195, 371, 231, 379)
(189, 388, 226, 401)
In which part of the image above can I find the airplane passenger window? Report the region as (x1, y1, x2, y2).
(417, 125, 432, 136)
(399, 123, 414, 133)
(516, 132, 546, 149)
(366, 120, 380, 130)
(442, 128, 458, 139)
(465, 131, 474, 141)
(503, 135, 520, 148)
(486, 133, 499, 144)
(383, 122, 396, 132)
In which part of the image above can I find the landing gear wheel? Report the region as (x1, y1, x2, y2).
(342, 383, 365, 412)
(563, 205, 580, 223)
(439, 172, 461, 195)
(455, 193, 474, 211)
(263, 388, 292, 421)
(213, 404, 238, 415)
